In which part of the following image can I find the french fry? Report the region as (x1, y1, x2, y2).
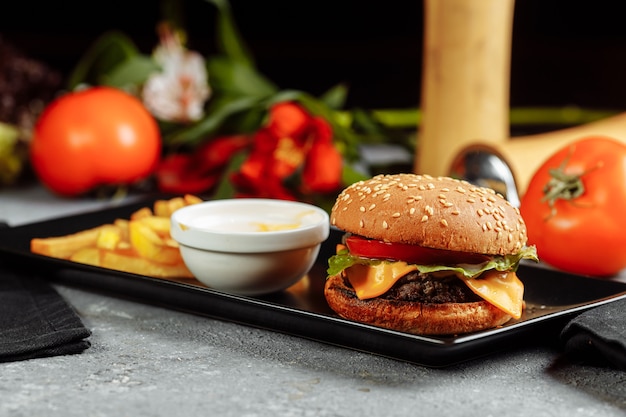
(165, 197, 186, 215)
(96, 224, 123, 250)
(69, 247, 101, 267)
(154, 195, 201, 217)
(31, 225, 109, 259)
(130, 206, 153, 220)
(128, 219, 184, 265)
(30, 195, 203, 280)
(153, 199, 171, 218)
(136, 216, 171, 238)
(100, 250, 193, 278)
(183, 194, 203, 205)
(113, 218, 130, 242)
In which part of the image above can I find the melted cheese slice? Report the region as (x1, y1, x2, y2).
(462, 270, 524, 319)
(345, 263, 524, 319)
(347, 262, 418, 299)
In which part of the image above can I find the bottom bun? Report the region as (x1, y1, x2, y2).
(324, 273, 512, 335)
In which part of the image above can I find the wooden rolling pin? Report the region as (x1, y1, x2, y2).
(415, 0, 626, 198)
(415, 0, 514, 180)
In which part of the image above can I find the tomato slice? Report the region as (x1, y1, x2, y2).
(344, 235, 489, 265)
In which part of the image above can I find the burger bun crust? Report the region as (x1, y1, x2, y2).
(330, 174, 527, 256)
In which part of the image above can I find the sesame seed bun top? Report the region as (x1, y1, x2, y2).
(330, 174, 528, 256)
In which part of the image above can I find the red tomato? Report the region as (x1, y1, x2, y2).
(345, 235, 489, 265)
(30, 87, 161, 196)
(520, 136, 626, 276)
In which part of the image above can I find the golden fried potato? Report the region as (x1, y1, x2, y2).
(100, 249, 193, 278)
(128, 220, 184, 265)
(30, 195, 202, 279)
(183, 194, 203, 205)
(130, 206, 153, 220)
(136, 216, 171, 238)
(153, 199, 171, 218)
(96, 224, 123, 250)
(31, 225, 109, 259)
(69, 247, 101, 267)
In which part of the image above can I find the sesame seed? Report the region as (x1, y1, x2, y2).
(359, 206, 366, 212)
(409, 207, 416, 215)
(359, 219, 364, 228)
(477, 209, 484, 216)
(421, 215, 429, 222)
(382, 221, 389, 229)
(369, 204, 376, 211)
(467, 198, 476, 203)
(392, 212, 401, 218)
(440, 219, 448, 227)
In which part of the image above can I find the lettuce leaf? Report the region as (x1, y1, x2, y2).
(327, 245, 538, 279)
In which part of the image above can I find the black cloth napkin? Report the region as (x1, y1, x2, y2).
(0, 266, 91, 362)
(560, 298, 626, 370)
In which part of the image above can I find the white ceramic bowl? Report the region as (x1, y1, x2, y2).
(170, 199, 330, 295)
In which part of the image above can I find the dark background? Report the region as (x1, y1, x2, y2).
(2, 0, 626, 110)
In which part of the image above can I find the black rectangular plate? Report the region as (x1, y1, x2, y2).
(1, 198, 625, 367)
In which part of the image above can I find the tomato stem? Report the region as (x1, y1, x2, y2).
(541, 145, 603, 219)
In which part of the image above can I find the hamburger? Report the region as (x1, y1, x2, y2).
(324, 173, 537, 335)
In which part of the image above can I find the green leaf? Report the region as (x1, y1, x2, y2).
(417, 246, 539, 279)
(208, 56, 277, 98)
(327, 245, 538, 279)
(211, 150, 247, 200)
(67, 31, 142, 90)
(203, 0, 255, 68)
(319, 83, 349, 110)
(102, 55, 160, 89)
(165, 95, 263, 146)
(371, 108, 421, 129)
(341, 163, 369, 187)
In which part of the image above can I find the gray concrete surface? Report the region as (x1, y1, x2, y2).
(1, 185, 625, 416)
